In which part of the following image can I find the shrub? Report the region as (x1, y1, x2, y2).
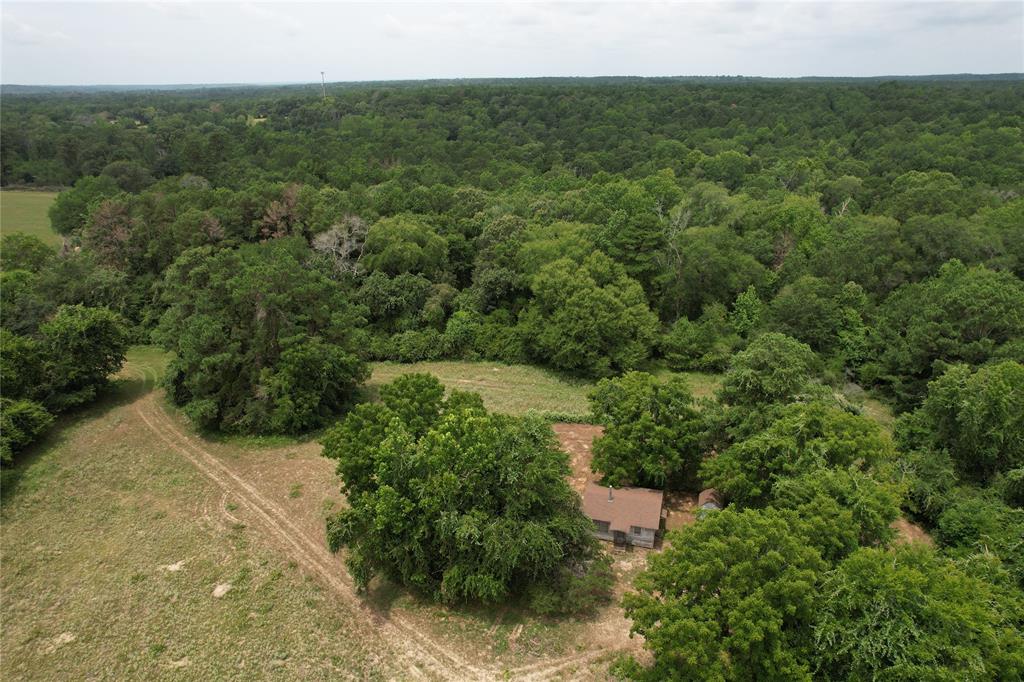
(393, 329, 445, 363)
(0, 399, 54, 463)
(661, 303, 739, 372)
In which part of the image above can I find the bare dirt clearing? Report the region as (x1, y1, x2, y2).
(552, 423, 605, 495)
(552, 423, 697, 536)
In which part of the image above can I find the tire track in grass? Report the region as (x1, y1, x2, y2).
(133, 390, 471, 681)
(127, 363, 616, 680)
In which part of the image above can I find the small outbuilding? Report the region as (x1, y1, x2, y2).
(697, 488, 724, 511)
(582, 482, 663, 549)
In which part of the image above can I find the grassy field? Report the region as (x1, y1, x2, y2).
(1, 350, 642, 680)
(0, 351, 401, 681)
(368, 360, 595, 417)
(1, 347, 904, 679)
(369, 360, 723, 418)
(0, 190, 61, 247)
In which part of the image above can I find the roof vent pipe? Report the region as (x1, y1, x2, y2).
(608, 486, 614, 501)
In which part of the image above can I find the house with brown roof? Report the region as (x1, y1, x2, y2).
(581, 482, 663, 548)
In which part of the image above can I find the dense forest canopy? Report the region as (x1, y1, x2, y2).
(2, 73, 1021, 457)
(2, 77, 1022, 678)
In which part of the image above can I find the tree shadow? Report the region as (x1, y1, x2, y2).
(357, 571, 605, 631)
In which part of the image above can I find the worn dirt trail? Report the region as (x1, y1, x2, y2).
(125, 365, 631, 680)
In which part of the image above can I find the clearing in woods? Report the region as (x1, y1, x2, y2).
(0, 190, 61, 247)
(367, 361, 595, 418)
(1, 346, 916, 679)
(368, 361, 724, 418)
(1, 348, 646, 681)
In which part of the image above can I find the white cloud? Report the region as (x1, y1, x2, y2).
(1, 1, 1020, 84)
(3, 13, 70, 46)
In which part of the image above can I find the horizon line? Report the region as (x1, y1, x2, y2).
(4, 72, 1023, 89)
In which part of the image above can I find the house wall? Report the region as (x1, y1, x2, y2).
(630, 527, 656, 549)
(590, 520, 657, 548)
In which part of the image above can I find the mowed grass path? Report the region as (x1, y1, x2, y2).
(0, 190, 61, 246)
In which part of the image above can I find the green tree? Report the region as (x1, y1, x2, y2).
(657, 225, 768, 321)
(0, 329, 46, 400)
(900, 362, 1024, 482)
(585, 178, 667, 292)
(515, 221, 597, 278)
(101, 160, 154, 192)
(698, 150, 749, 190)
(772, 468, 900, 560)
(661, 303, 739, 372)
(48, 174, 121, 235)
(881, 170, 967, 221)
(729, 285, 764, 337)
(718, 333, 820, 407)
(935, 494, 1024, 587)
(0, 269, 52, 336)
(624, 508, 826, 681)
(362, 215, 448, 279)
(156, 238, 367, 433)
(862, 261, 1024, 408)
(589, 372, 705, 489)
(321, 375, 610, 611)
(807, 215, 913, 299)
(39, 304, 129, 411)
(766, 277, 868, 363)
(0, 234, 55, 273)
(814, 545, 1024, 681)
(701, 402, 893, 508)
(520, 252, 658, 377)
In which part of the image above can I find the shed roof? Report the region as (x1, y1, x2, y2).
(582, 482, 663, 533)
(697, 488, 724, 509)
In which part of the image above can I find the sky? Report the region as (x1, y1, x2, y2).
(2, 1, 1022, 85)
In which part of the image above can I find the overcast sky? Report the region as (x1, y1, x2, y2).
(2, 1, 1022, 85)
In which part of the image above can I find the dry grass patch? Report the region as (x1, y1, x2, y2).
(1, 357, 396, 681)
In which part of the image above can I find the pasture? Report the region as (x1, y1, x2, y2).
(0, 190, 61, 247)
(1, 350, 642, 680)
(1, 346, 905, 679)
(367, 360, 595, 418)
(368, 360, 724, 419)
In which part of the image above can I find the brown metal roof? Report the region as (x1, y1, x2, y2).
(582, 482, 663, 532)
(698, 488, 723, 509)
